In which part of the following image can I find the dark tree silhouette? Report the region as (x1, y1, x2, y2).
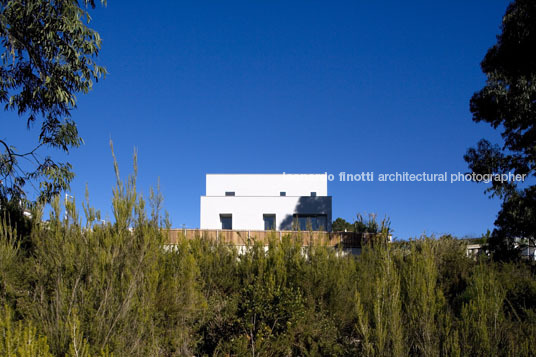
(465, 0, 536, 259)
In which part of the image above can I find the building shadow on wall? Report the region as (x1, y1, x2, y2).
(278, 196, 332, 231)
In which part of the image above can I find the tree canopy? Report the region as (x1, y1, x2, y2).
(332, 214, 387, 234)
(0, 0, 105, 204)
(332, 217, 354, 232)
(465, 0, 536, 257)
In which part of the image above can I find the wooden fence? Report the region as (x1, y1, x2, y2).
(166, 229, 376, 248)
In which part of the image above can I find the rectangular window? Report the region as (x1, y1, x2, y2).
(316, 215, 327, 231)
(311, 192, 317, 197)
(225, 192, 235, 196)
(220, 214, 232, 229)
(293, 214, 327, 231)
(280, 192, 286, 196)
(263, 214, 276, 230)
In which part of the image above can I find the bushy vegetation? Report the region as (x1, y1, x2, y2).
(1, 161, 535, 356)
(464, 0, 536, 257)
(332, 214, 387, 233)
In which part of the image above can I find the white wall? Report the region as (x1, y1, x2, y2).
(200, 196, 332, 231)
(206, 174, 328, 196)
(201, 173, 331, 231)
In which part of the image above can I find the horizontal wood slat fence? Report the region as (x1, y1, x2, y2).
(166, 229, 378, 248)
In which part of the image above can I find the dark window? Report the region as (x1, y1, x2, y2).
(263, 214, 276, 230)
(225, 192, 235, 196)
(311, 192, 317, 197)
(280, 192, 286, 196)
(220, 214, 232, 229)
(293, 214, 327, 231)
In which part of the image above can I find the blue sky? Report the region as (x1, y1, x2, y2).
(5, 0, 512, 239)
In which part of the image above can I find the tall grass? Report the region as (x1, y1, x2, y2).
(0, 155, 535, 355)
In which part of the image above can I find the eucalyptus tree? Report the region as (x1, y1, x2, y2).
(0, 0, 106, 203)
(465, 0, 536, 257)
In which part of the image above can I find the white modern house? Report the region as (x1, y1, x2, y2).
(200, 173, 332, 231)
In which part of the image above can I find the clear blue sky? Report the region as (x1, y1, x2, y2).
(5, 0, 512, 239)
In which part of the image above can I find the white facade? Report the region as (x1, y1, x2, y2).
(200, 174, 332, 231)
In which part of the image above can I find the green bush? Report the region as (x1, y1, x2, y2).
(0, 156, 535, 355)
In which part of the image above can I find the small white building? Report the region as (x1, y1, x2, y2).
(200, 173, 332, 231)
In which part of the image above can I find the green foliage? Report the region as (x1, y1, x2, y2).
(1, 158, 535, 355)
(464, 0, 536, 256)
(354, 213, 384, 234)
(459, 264, 506, 356)
(332, 217, 354, 232)
(152, 241, 207, 355)
(355, 238, 404, 356)
(0, 0, 106, 203)
(0, 305, 52, 357)
(19, 149, 166, 356)
(332, 213, 390, 234)
(0, 217, 20, 306)
(434, 236, 474, 311)
(399, 239, 443, 355)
